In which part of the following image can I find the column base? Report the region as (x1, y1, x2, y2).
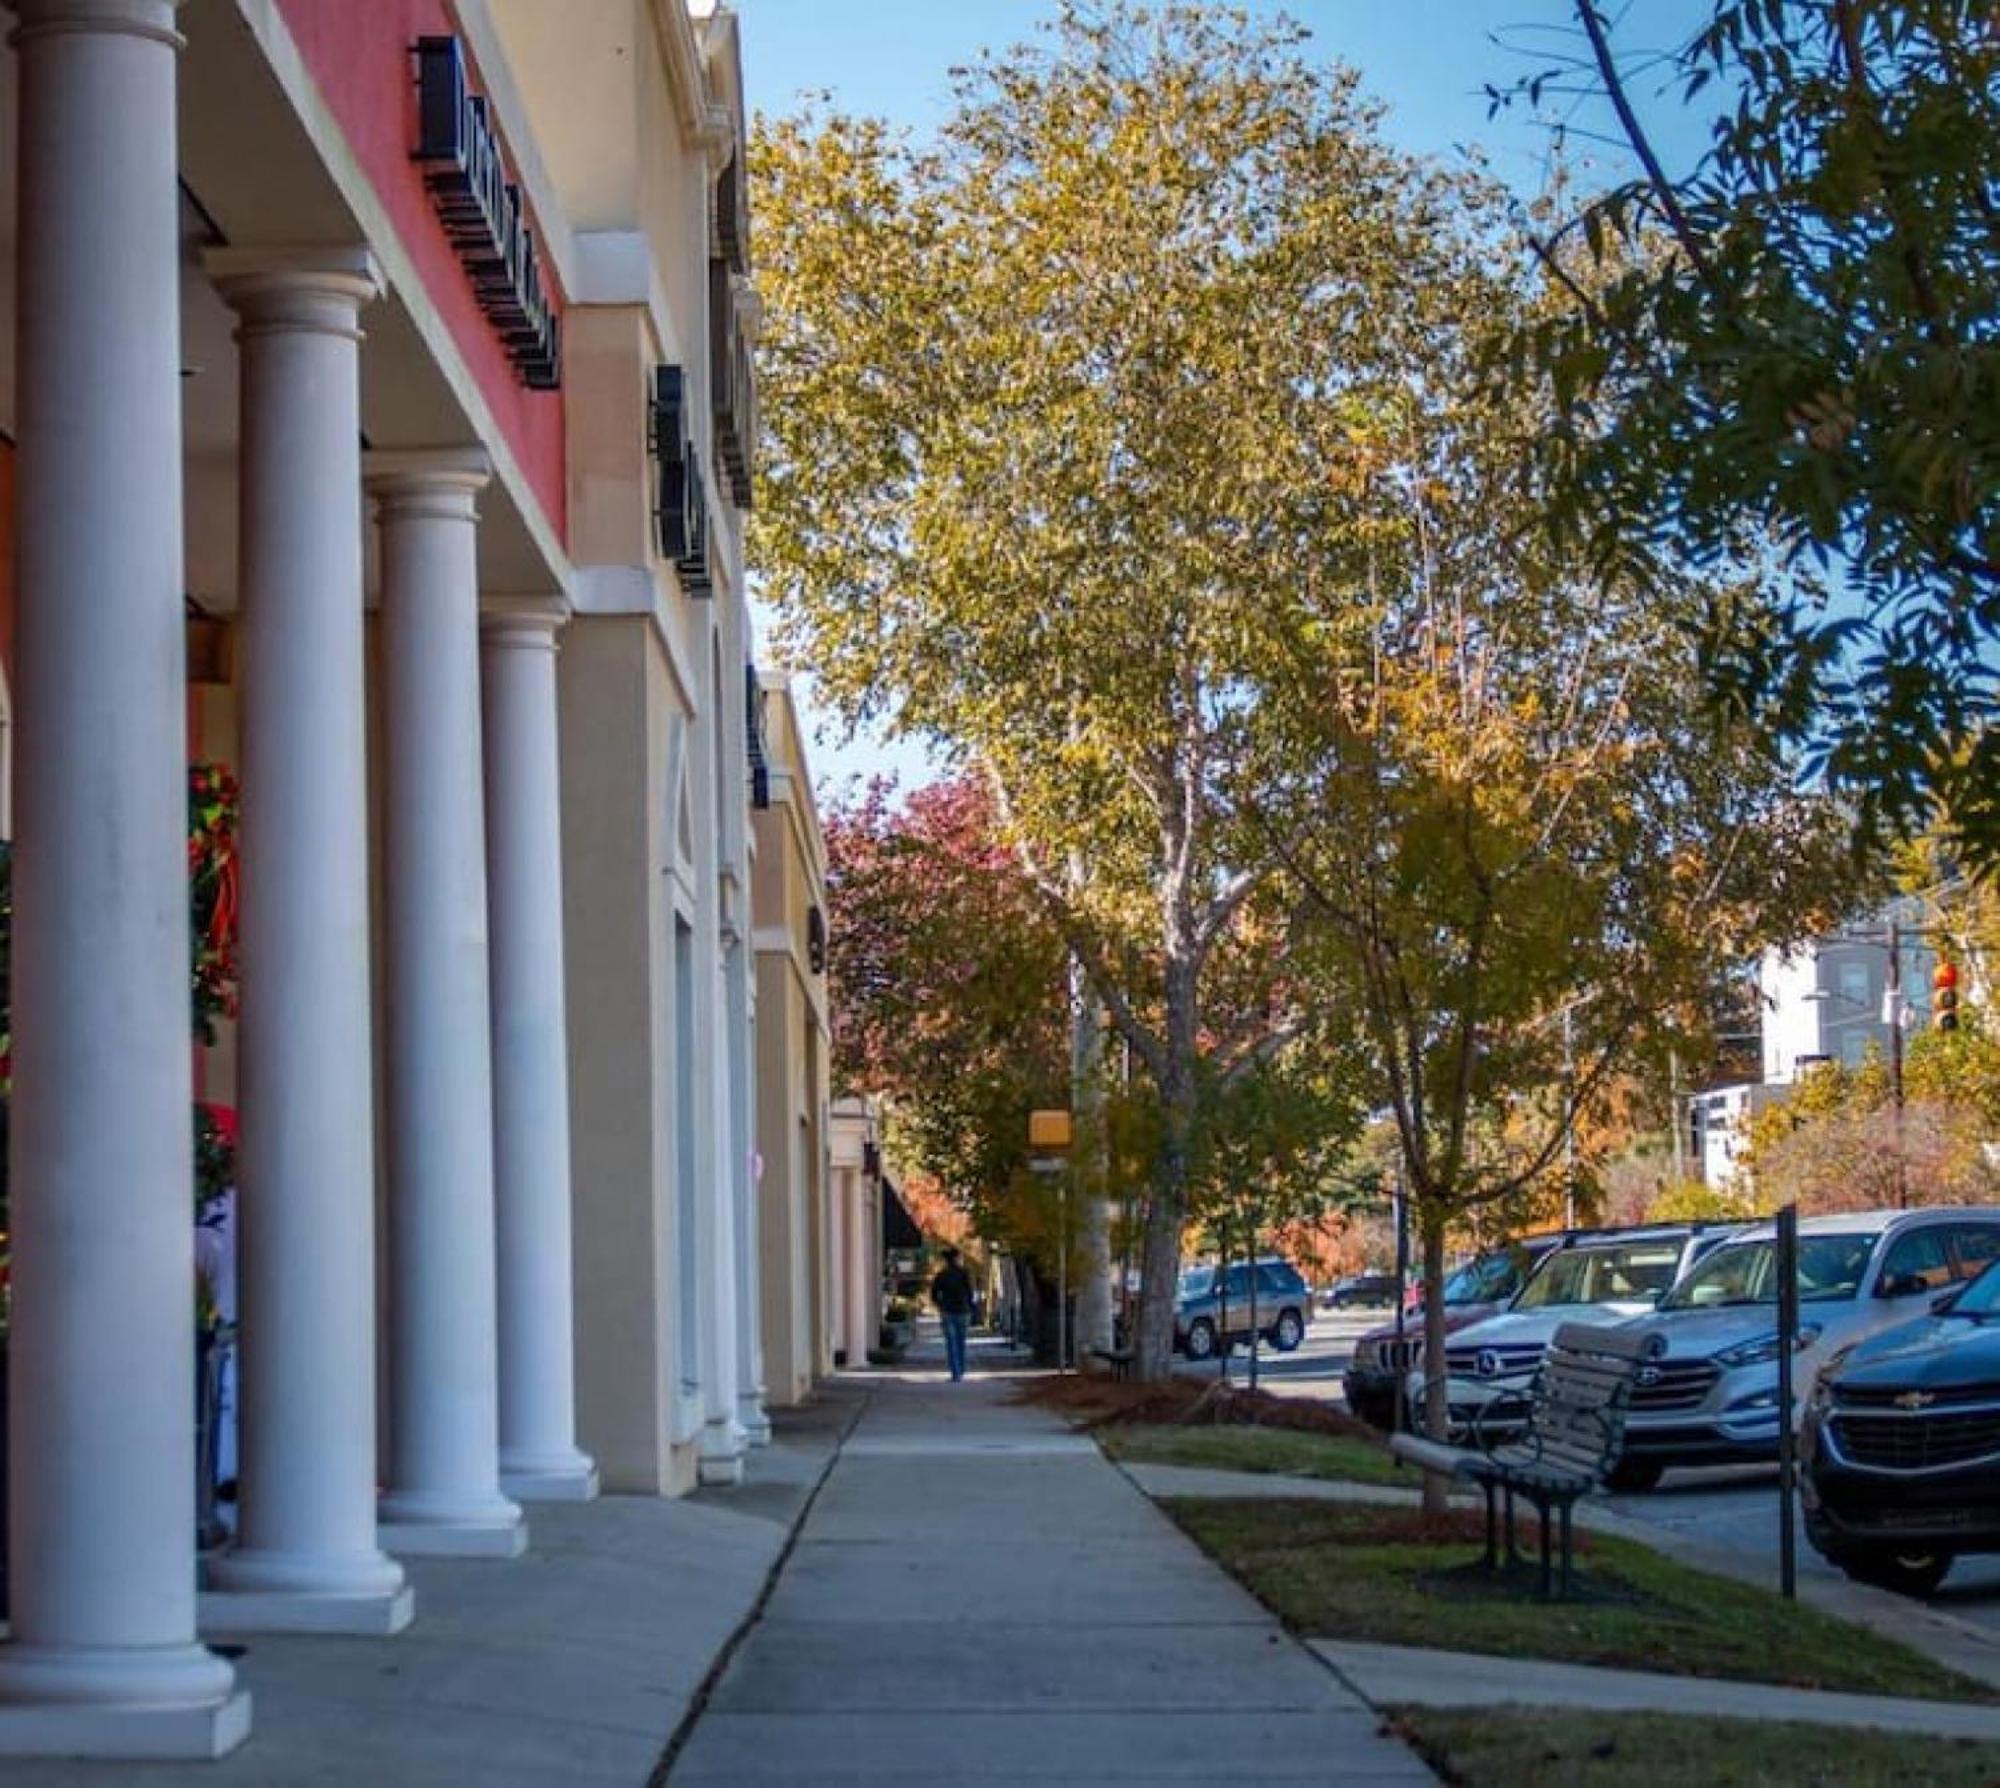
(379, 1486, 526, 1557)
(501, 1456, 600, 1502)
(380, 1519, 528, 1558)
(697, 1419, 746, 1487)
(0, 1690, 251, 1760)
(200, 1582, 414, 1637)
(0, 1642, 248, 1760)
(736, 1393, 773, 1447)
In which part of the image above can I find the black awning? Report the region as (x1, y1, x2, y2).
(881, 1175, 923, 1250)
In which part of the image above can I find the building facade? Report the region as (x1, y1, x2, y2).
(751, 673, 831, 1409)
(1760, 917, 1936, 1084)
(0, 0, 804, 1758)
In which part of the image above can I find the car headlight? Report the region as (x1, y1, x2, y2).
(1715, 1324, 1821, 1370)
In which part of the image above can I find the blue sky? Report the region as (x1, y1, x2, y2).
(733, 0, 1715, 794)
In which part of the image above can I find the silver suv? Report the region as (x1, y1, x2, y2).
(1405, 1224, 1742, 1446)
(1175, 1259, 1312, 1360)
(1614, 1207, 2000, 1489)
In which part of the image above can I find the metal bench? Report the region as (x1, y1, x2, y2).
(1389, 1320, 1651, 1599)
(1088, 1346, 1136, 1381)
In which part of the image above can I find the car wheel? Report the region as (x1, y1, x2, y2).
(1272, 1310, 1304, 1353)
(1604, 1458, 1664, 1494)
(1184, 1319, 1217, 1362)
(1840, 1546, 1955, 1597)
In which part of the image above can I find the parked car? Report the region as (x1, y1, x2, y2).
(1802, 1251, 2000, 1595)
(1322, 1272, 1400, 1310)
(1174, 1259, 1313, 1359)
(1402, 1223, 1742, 1464)
(1342, 1235, 1567, 1429)
(1614, 1208, 2000, 1491)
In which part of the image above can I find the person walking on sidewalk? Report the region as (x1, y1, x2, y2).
(931, 1247, 975, 1381)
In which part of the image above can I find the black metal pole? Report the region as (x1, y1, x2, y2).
(1217, 1250, 1229, 1385)
(1248, 1206, 1260, 1393)
(1392, 1171, 1410, 1435)
(1776, 1201, 1799, 1601)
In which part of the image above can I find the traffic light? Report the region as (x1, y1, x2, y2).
(1934, 960, 1960, 1032)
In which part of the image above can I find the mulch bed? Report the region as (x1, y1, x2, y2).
(1016, 1370, 1378, 1442)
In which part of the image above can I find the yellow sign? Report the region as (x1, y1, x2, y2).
(1028, 1109, 1073, 1151)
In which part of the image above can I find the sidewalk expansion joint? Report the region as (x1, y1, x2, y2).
(645, 1384, 875, 1787)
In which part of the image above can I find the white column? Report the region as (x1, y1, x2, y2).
(727, 932, 771, 1442)
(0, 0, 247, 1756)
(371, 451, 525, 1557)
(200, 248, 411, 1636)
(482, 600, 598, 1502)
(694, 667, 745, 1486)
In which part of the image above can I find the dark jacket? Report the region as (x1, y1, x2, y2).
(931, 1263, 974, 1317)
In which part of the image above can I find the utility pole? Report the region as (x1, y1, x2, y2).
(1562, 1002, 1578, 1228)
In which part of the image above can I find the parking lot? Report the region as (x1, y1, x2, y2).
(1172, 1300, 2000, 1627)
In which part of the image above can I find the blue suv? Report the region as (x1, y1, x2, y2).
(1175, 1260, 1313, 1360)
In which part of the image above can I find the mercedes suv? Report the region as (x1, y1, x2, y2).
(1402, 1224, 1741, 1458)
(1342, 1235, 1566, 1430)
(1615, 1208, 2000, 1490)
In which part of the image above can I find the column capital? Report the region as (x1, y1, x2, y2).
(204, 246, 382, 339)
(365, 448, 492, 524)
(8, 0, 183, 51)
(479, 595, 569, 653)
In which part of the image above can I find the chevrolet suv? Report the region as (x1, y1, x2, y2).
(1803, 1254, 2000, 1596)
(1403, 1224, 1741, 1457)
(1175, 1259, 1312, 1360)
(1617, 1208, 2000, 1492)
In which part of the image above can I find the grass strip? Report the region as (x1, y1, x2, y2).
(1163, 1498, 1995, 1704)
(1387, 1707, 2000, 1787)
(1101, 1422, 1420, 1489)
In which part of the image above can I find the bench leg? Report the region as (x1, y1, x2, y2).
(1558, 1500, 1575, 1598)
(1536, 1496, 1554, 1601)
(1480, 1480, 1497, 1571)
(1503, 1484, 1519, 1566)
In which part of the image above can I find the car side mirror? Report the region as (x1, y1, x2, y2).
(1931, 1287, 1964, 1314)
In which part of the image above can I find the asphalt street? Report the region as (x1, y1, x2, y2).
(1175, 1303, 2000, 1631)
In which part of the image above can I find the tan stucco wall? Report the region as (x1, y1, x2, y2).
(560, 613, 700, 1495)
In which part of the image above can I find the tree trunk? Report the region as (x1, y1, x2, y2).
(1420, 1215, 1450, 1518)
(1133, 1073, 1194, 1379)
(1072, 949, 1115, 1362)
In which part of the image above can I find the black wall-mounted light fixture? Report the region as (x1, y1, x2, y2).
(862, 1140, 882, 1179)
(807, 903, 827, 977)
(649, 365, 711, 596)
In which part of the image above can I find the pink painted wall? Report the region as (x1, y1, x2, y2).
(273, 0, 567, 543)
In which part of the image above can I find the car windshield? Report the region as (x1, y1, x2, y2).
(1949, 1259, 2000, 1320)
(1443, 1249, 1526, 1305)
(1658, 1233, 1874, 1310)
(1513, 1239, 1686, 1310)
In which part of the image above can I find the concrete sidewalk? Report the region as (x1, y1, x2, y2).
(2, 1390, 859, 1787)
(667, 1348, 1433, 1784)
(1313, 1639, 2000, 1739)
